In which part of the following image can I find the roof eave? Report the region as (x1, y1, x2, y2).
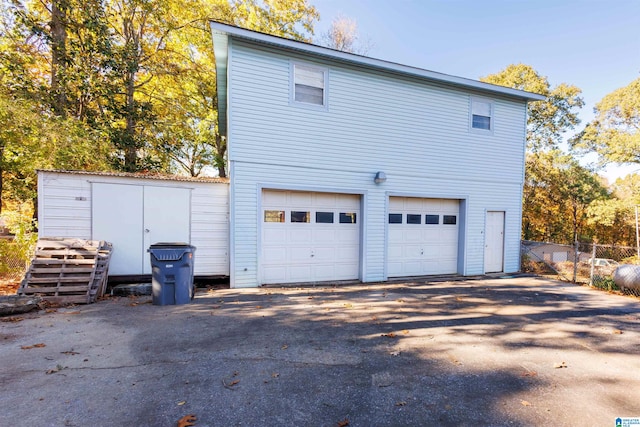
(209, 21, 545, 102)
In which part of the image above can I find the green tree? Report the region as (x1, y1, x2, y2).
(480, 64, 584, 152)
(587, 174, 640, 245)
(0, 89, 110, 215)
(572, 78, 640, 165)
(522, 150, 609, 244)
(143, 0, 320, 177)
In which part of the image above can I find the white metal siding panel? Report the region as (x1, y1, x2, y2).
(38, 172, 92, 239)
(228, 41, 527, 185)
(226, 41, 528, 287)
(191, 184, 229, 276)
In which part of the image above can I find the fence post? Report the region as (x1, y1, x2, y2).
(589, 244, 596, 287)
(573, 241, 578, 283)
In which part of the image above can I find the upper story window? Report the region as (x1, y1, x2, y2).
(471, 98, 493, 131)
(292, 63, 327, 107)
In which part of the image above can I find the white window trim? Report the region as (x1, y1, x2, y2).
(290, 61, 329, 110)
(469, 97, 494, 134)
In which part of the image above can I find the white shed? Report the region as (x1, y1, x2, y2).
(37, 170, 229, 278)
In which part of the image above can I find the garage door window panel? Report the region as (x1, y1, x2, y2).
(315, 212, 334, 223)
(264, 210, 285, 222)
(389, 214, 403, 224)
(425, 214, 439, 224)
(407, 214, 421, 224)
(291, 211, 310, 223)
(443, 215, 457, 225)
(340, 212, 357, 224)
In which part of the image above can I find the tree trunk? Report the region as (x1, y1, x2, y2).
(124, 70, 137, 170)
(0, 143, 4, 215)
(215, 134, 227, 178)
(51, 0, 68, 117)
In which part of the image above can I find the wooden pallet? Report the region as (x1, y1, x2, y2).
(18, 238, 113, 304)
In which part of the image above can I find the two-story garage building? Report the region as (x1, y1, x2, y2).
(209, 22, 544, 288)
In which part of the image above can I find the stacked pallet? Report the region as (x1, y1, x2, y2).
(19, 238, 113, 304)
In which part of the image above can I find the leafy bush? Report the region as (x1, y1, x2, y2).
(592, 276, 619, 291)
(0, 210, 37, 278)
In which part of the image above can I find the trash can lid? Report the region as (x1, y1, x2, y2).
(150, 242, 190, 247)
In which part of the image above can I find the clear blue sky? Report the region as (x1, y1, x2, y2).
(312, 0, 640, 180)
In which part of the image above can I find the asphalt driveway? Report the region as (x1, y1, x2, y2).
(1, 276, 639, 427)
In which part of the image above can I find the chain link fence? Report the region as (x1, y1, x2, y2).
(0, 239, 33, 294)
(521, 240, 640, 297)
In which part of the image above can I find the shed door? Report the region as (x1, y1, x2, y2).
(92, 183, 191, 275)
(142, 186, 191, 274)
(92, 183, 144, 275)
(484, 211, 505, 273)
(387, 197, 459, 277)
(261, 190, 360, 284)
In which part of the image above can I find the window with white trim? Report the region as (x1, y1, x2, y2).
(471, 98, 493, 131)
(292, 63, 327, 107)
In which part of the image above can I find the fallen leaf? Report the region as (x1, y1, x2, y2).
(271, 373, 280, 378)
(343, 303, 353, 309)
(281, 344, 288, 350)
(395, 299, 404, 303)
(612, 329, 623, 335)
(45, 309, 58, 313)
(61, 351, 80, 355)
(521, 371, 537, 378)
(553, 362, 567, 369)
(177, 414, 197, 427)
(521, 400, 532, 407)
(336, 419, 349, 427)
(395, 401, 407, 406)
(382, 333, 397, 338)
(255, 305, 262, 309)
(401, 330, 410, 335)
(21, 343, 46, 350)
(177, 401, 186, 406)
(0, 316, 23, 323)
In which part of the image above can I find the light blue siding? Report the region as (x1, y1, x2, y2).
(226, 39, 528, 288)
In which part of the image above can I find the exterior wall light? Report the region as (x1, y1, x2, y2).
(374, 171, 387, 184)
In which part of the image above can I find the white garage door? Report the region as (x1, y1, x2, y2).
(261, 190, 360, 284)
(387, 197, 459, 277)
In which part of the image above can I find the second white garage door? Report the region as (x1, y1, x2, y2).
(387, 197, 460, 277)
(261, 190, 360, 284)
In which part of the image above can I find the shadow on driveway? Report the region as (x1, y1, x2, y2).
(1, 276, 639, 426)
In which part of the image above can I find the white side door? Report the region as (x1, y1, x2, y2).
(484, 211, 505, 273)
(92, 183, 144, 275)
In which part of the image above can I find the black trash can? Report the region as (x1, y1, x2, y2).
(148, 243, 196, 305)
